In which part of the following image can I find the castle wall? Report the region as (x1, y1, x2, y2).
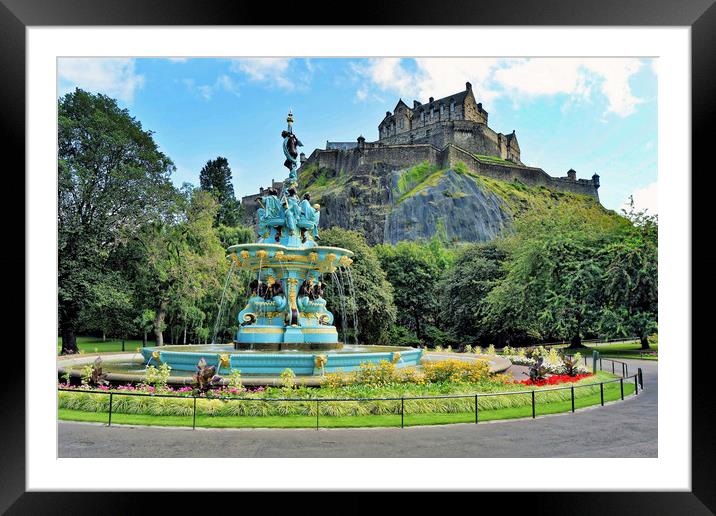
(300, 143, 598, 200)
(443, 145, 599, 200)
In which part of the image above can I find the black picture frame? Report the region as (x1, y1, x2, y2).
(2, 0, 712, 513)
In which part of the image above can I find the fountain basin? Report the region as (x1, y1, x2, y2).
(139, 344, 423, 376)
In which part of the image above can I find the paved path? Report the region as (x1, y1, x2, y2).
(58, 359, 657, 458)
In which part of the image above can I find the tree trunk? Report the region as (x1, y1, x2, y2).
(640, 335, 650, 350)
(102, 331, 106, 342)
(60, 325, 79, 355)
(143, 331, 147, 347)
(153, 300, 167, 346)
(183, 326, 187, 344)
(567, 334, 587, 349)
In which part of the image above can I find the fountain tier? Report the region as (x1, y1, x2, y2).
(227, 242, 353, 349)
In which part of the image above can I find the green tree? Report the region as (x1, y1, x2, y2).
(58, 89, 176, 354)
(376, 239, 453, 343)
(599, 202, 658, 349)
(438, 243, 507, 344)
(199, 157, 240, 227)
(133, 190, 240, 346)
(318, 228, 397, 345)
(485, 204, 627, 348)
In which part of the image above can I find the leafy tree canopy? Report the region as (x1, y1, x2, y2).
(199, 156, 241, 227)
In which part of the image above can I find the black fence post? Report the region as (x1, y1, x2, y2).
(531, 391, 536, 418)
(192, 396, 197, 430)
(475, 395, 478, 424)
(316, 399, 319, 430)
(638, 367, 644, 389)
(626, 364, 629, 377)
(108, 392, 113, 426)
(634, 374, 639, 395)
(401, 397, 404, 429)
(620, 378, 624, 400)
(612, 361, 615, 374)
(121, 340, 125, 352)
(571, 386, 575, 413)
(622, 362, 626, 377)
(600, 383, 604, 406)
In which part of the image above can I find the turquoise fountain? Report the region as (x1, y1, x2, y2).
(139, 113, 422, 377)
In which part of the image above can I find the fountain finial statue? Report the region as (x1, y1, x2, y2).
(282, 110, 303, 184)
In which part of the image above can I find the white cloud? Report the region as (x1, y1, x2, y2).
(167, 58, 189, 63)
(183, 74, 240, 101)
(229, 58, 294, 90)
(352, 57, 645, 117)
(58, 58, 144, 104)
(622, 182, 658, 215)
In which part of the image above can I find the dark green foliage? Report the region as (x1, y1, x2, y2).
(58, 89, 176, 354)
(199, 157, 241, 226)
(375, 239, 454, 343)
(438, 243, 507, 344)
(484, 203, 628, 347)
(318, 228, 397, 345)
(598, 202, 658, 349)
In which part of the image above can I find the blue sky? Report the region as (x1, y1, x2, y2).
(58, 57, 657, 213)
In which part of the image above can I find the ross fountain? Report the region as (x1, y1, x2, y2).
(136, 113, 423, 377)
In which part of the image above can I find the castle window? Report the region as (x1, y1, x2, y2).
(440, 104, 445, 115)
(420, 111, 425, 122)
(450, 101, 455, 112)
(426, 129, 431, 137)
(399, 119, 404, 129)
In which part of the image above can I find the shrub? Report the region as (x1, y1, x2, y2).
(321, 371, 351, 388)
(486, 344, 496, 356)
(144, 363, 171, 389)
(473, 346, 483, 355)
(423, 359, 491, 384)
(228, 369, 243, 390)
(398, 367, 427, 385)
(80, 357, 109, 387)
(464, 344, 473, 354)
(546, 348, 561, 366)
(279, 368, 297, 389)
(354, 361, 398, 386)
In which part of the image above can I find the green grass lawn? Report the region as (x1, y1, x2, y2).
(58, 381, 636, 429)
(581, 341, 658, 360)
(57, 336, 152, 355)
(497, 340, 658, 361)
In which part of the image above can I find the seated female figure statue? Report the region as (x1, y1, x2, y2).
(257, 187, 284, 237)
(298, 193, 321, 241)
(283, 187, 302, 235)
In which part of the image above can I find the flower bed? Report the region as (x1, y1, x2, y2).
(58, 369, 617, 419)
(515, 373, 592, 387)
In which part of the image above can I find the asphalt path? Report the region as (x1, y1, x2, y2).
(58, 358, 657, 458)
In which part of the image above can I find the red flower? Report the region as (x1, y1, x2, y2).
(516, 373, 592, 386)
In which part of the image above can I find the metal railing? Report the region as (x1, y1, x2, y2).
(58, 358, 644, 430)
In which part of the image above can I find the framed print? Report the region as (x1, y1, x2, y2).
(3, 0, 713, 512)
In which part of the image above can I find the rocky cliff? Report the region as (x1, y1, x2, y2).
(292, 160, 600, 246)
